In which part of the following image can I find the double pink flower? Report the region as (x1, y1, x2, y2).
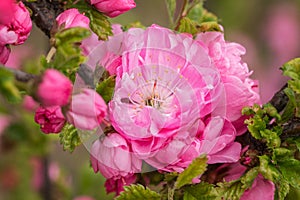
(83, 25, 260, 194)
(0, 1, 32, 64)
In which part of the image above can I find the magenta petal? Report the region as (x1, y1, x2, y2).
(240, 174, 275, 200)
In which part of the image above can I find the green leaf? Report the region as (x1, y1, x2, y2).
(282, 58, 300, 94)
(96, 76, 116, 103)
(276, 179, 290, 200)
(217, 180, 245, 200)
(175, 154, 207, 189)
(278, 159, 300, 189)
(183, 191, 197, 200)
(258, 155, 281, 182)
(86, 9, 112, 40)
(184, 182, 219, 200)
(0, 67, 21, 103)
(69, 0, 112, 40)
(240, 167, 259, 189)
(272, 147, 293, 162)
(295, 138, 300, 152)
(282, 88, 297, 122)
(115, 184, 161, 200)
(164, 172, 179, 182)
(264, 103, 281, 121)
(187, 3, 205, 22)
(243, 104, 282, 148)
(122, 21, 146, 31)
(59, 124, 82, 153)
(53, 27, 91, 80)
(186, 1, 218, 24)
(199, 10, 218, 23)
(198, 21, 223, 32)
(260, 129, 281, 148)
(177, 17, 198, 35)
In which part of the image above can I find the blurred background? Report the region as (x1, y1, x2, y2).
(0, 0, 300, 199)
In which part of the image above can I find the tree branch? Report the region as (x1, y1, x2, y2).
(22, 0, 64, 37)
(0, 66, 37, 82)
(269, 83, 289, 112)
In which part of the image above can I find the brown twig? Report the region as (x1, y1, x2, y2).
(22, 0, 64, 37)
(269, 83, 289, 112)
(0, 66, 37, 82)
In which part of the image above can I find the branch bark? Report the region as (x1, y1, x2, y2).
(269, 83, 289, 112)
(0, 66, 37, 82)
(22, 0, 64, 37)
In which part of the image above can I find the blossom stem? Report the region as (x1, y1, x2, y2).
(174, 0, 188, 31)
(46, 47, 56, 63)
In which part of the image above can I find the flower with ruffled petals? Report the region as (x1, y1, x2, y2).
(0, 1, 32, 45)
(56, 8, 90, 29)
(83, 24, 259, 178)
(34, 106, 66, 134)
(66, 89, 107, 130)
(196, 32, 260, 134)
(90, 0, 136, 18)
(145, 117, 241, 172)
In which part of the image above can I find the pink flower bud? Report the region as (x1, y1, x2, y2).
(0, 0, 15, 24)
(34, 106, 66, 134)
(0, 2, 32, 45)
(90, 0, 136, 18)
(37, 69, 73, 107)
(90, 133, 142, 179)
(56, 8, 90, 29)
(0, 45, 10, 64)
(66, 89, 107, 130)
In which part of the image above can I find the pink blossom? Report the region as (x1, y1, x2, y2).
(81, 24, 123, 76)
(146, 117, 241, 172)
(90, 133, 142, 179)
(240, 174, 275, 200)
(0, 0, 15, 24)
(0, 45, 10, 64)
(56, 8, 90, 29)
(83, 25, 259, 174)
(105, 174, 137, 195)
(34, 106, 66, 134)
(37, 69, 73, 107)
(0, 1, 32, 45)
(221, 162, 275, 200)
(90, 0, 136, 18)
(66, 89, 107, 130)
(196, 31, 260, 133)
